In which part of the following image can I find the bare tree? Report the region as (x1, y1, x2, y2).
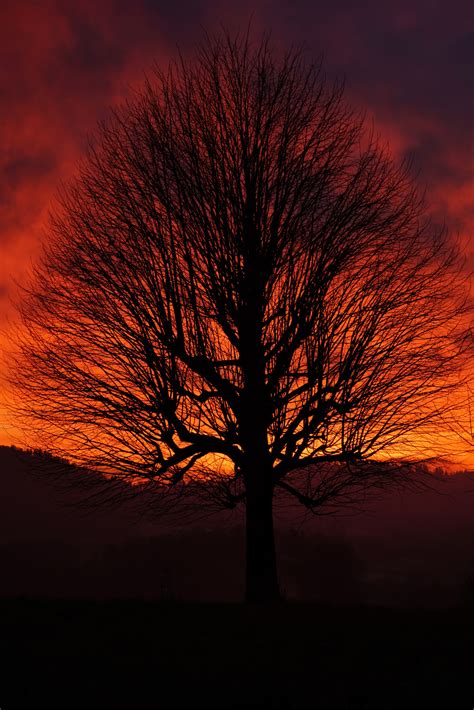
(9, 31, 472, 601)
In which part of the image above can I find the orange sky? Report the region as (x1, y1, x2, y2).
(0, 0, 472, 466)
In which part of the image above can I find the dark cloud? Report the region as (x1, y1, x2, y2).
(2, 153, 57, 191)
(271, 0, 473, 251)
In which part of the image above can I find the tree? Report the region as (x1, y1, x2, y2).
(10, 31, 472, 601)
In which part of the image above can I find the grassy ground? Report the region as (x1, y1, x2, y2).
(1, 597, 473, 708)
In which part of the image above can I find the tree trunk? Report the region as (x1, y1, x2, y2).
(244, 475, 281, 602)
(238, 252, 280, 602)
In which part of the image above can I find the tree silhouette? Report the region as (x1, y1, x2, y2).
(10, 31, 471, 601)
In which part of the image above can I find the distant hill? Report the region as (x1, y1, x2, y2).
(0, 445, 156, 544)
(0, 445, 473, 605)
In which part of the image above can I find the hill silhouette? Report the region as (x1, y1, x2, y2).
(0, 445, 148, 544)
(0, 445, 473, 605)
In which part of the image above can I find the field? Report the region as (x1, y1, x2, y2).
(1, 597, 473, 709)
(1, 447, 473, 707)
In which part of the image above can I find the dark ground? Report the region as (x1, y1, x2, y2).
(1, 597, 473, 709)
(1, 447, 473, 707)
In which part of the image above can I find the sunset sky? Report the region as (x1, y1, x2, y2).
(0, 0, 472, 463)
